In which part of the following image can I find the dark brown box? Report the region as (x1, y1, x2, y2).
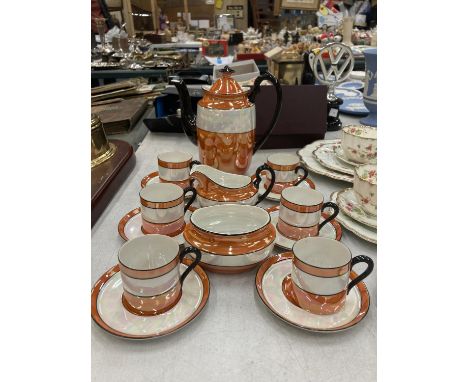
(255, 84, 328, 149)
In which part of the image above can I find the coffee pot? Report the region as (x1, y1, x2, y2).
(171, 66, 282, 175)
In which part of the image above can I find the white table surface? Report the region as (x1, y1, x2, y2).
(92, 114, 377, 382)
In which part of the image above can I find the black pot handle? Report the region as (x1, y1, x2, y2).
(183, 186, 197, 212)
(253, 164, 275, 205)
(179, 246, 202, 286)
(189, 160, 201, 169)
(293, 165, 309, 186)
(248, 72, 282, 153)
(347, 255, 374, 294)
(318, 201, 339, 231)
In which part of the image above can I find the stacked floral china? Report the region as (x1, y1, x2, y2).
(328, 125, 377, 244)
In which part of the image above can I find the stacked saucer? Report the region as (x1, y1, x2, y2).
(298, 125, 376, 183)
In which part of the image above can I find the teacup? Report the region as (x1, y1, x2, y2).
(341, 125, 377, 164)
(289, 237, 374, 315)
(277, 187, 339, 241)
(265, 153, 308, 194)
(140, 183, 197, 236)
(158, 151, 200, 189)
(118, 234, 202, 316)
(353, 164, 377, 216)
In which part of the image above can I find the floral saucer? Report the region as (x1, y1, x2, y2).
(91, 260, 210, 340)
(336, 188, 377, 228)
(334, 145, 376, 167)
(259, 176, 316, 202)
(268, 206, 342, 250)
(118, 208, 195, 245)
(298, 140, 353, 183)
(255, 253, 370, 332)
(312, 143, 355, 176)
(330, 191, 377, 244)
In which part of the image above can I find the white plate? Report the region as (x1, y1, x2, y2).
(330, 191, 377, 244)
(312, 143, 355, 176)
(270, 209, 340, 250)
(298, 140, 353, 183)
(336, 188, 377, 228)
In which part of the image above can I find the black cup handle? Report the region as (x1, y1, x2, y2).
(347, 255, 374, 294)
(249, 72, 282, 153)
(179, 246, 202, 286)
(183, 186, 197, 212)
(318, 201, 339, 232)
(293, 165, 308, 186)
(189, 160, 201, 169)
(253, 164, 276, 205)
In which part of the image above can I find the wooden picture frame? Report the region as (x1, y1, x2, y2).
(280, 0, 320, 11)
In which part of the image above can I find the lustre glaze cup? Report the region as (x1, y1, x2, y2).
(118, 234, 202, 316)
(341, 125, 377, 164)
(353, 164, 377, 216)
(277, 187, 339, 241)
(289, 237, 374, 315)
(140, 183, 197, 236)
(158, 151, 200, 189)
(265, 153, 308, 194)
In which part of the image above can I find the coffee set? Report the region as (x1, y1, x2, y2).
(92, 148, 375, 338)
(92, 67, 375, 339)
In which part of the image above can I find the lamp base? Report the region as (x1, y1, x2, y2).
(327, 97, 344, 131)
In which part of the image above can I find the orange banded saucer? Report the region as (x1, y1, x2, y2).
(255, 252, 370, 333)
(118, 207, 196, 244)
(259, 176, 316, 202)
(140, 171, 192, 190)
(91, 259, 210, 340)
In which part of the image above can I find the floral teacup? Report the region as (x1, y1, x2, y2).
(353, 164, 377, 216)
(341, 125, 377, 164)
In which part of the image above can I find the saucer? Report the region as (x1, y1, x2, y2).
(259, 176, 316, 202)
(312, 142, 355, 176)
(255, 253, 370, 332)
(141, 172, 192, 195)
(330, 191, 377, 244)
(298, 140, 353, 183)
(141, 171, 160, 188)
(338, 80, 365, 91)
(336, 188, 377, 228)
(269, 206, 342, 250)
(334, 145, 376, 167)
(335, 87, 369, 117)
(91, 260, 210, 340)
(118, 208, 194, 245)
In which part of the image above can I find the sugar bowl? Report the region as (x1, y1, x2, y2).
(183, 204, 276, 273)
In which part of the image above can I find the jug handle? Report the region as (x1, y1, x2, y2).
(248, 72, 282, 153)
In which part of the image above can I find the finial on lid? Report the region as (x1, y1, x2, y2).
(219, 65, 235, 74)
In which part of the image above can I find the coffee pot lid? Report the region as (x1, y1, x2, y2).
(208, 66, 245, 96)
